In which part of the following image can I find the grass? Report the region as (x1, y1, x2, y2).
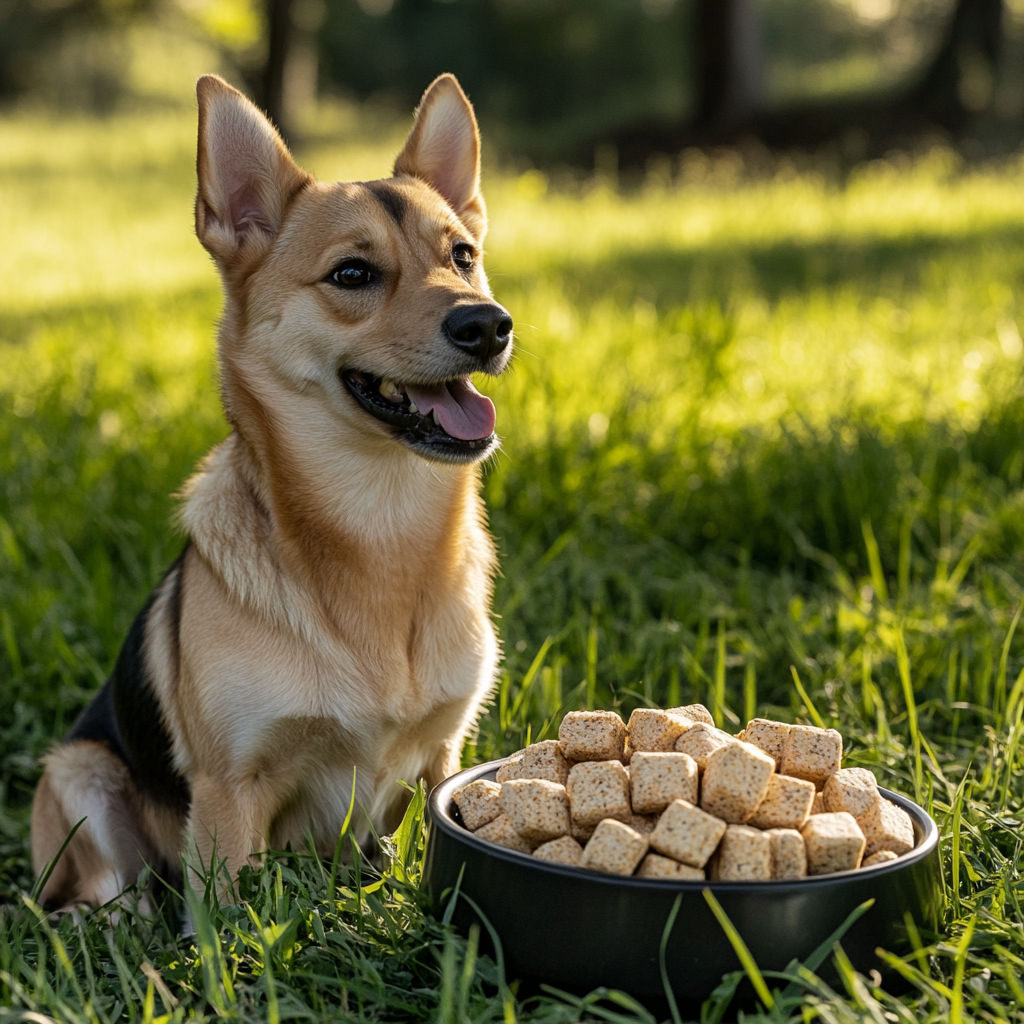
(3, 107, 1024, 1020)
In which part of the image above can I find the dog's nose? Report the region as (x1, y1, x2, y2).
(443, 303, 513, 361)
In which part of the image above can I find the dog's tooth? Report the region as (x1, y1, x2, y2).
(380, 378, 401, 401)
(408, 400, 418, 414)
(432, 410, 441, 427)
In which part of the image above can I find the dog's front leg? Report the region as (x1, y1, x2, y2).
(188, 772, 276, 900)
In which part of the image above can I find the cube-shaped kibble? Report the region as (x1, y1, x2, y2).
(709, 825, 772, 881)
(766, 828, 807, 879)
(453, 779, 503, 831)
(700, 741, 776, 823)
(559, 711, 627, 762)
(650, 799, 727, 867)
(566, 760, 631, 826)
(533, 835, 584, 866)
(580, 820, 649, 875)
(495, 751, 524, 783)
(801, 812, 866, 875)
(857, 798, 915, 859)
(474, 813, 535, 854)
(627, 708, 692, 752)
(500, 779, 571, 843)
(519, 740, 572, 785)
(746, 774, 816, 830)
(625, 812, 659, 835)
(862, 850, 899, 867)
(670, 704, 715, 725)
(779, 725, 843, 786)
(630, 751, 699, 813)
(570, 818, 596, 844)
(822, 767, 878, 818)
(636, 853, 705, 880)
(742, 719, 791, 766)
(811, 792, 826, 815)
(674, 723, 735, 771)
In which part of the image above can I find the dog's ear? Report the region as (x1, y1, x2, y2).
(393, 74, 486, 240)
(195, 75, 310, 268)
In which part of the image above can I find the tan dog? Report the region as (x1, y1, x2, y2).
(30, 72, 511, 908)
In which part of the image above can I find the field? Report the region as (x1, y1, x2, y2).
(3, 107, 1024, 1022)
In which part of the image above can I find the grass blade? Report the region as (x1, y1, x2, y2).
(702, 888, 774, 1011)
(658, 894, 684, 1024)
(790, 665, 826, 729)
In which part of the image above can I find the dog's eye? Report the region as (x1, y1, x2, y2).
(327, 260, 375, 288)
(452, 244, 475, 271)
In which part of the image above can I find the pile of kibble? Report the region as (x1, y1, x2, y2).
(452, 706, 915, 880)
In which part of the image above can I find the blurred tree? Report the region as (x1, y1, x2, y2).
(0, 0, 153, 103)
(692, 0, 763, 131)
(910, 0, 1004, 130)
(260, 0, 295, 138)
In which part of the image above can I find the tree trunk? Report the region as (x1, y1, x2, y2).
(909, 0, 1003, 130)
(693, 0, 762, 131)
(261, 0, 294, 142)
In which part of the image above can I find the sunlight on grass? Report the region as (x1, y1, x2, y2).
(4, 110, 1024, 1021)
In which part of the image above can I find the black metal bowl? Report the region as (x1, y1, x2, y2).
(423, 758, 941, 1008)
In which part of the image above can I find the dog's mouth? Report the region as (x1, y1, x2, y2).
(341, 370, 498, 463)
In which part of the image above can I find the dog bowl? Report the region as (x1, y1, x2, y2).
(423, 758, 941, 1007)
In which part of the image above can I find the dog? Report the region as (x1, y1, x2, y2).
(30, 72, 511, 908)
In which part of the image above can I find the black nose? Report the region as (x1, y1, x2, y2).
(443, 303, 513, 361)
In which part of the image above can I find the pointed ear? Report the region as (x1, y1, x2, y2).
(393, 74, 486, 240)
(195, 75, 311, 268)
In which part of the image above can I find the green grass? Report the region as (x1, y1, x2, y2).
(4, 109, 1024, 1020)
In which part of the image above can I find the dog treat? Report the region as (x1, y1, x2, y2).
(700, 741, 776, 823)
(453, 779, 503, 831)
(779, 725, 843, 786)
(474, 813, 535, 854)
(671, 704, 715, 726)
(519, 740, 572, 785)
(766, 828, 807, 879)
(625, 812, 659, 835)
(533, 835, 584, 866)
(709, 824, 772, 881)
(462, 709, 920, 883)
(857, 797, 915, 858)
(566, 760, 631, 826)
(570, 818, 597, 844)
(495, 752, 524, 784)
(581, 819, 649, 875)
(559, 711, 627, 762)
(629, 751, 699, 814)
(650, 799, 727, 867)
(674, 723, 735, 771)
(822, 767, 878, 818)
(862, 850, 898, 867)
(801, 812, 866, 875)
(746, 774, 816, 830)
(742, 719, 790, 766)
(500, 779, 571, 843)
(627, 709, 692, 752)
(636, 853, 705, 880)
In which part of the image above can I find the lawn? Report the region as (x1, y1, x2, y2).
(3, 108, 1024, 1021)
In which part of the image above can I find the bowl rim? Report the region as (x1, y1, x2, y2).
(428, 757, 940, 892)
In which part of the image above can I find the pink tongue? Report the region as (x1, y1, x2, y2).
(404, 379, 495, 441)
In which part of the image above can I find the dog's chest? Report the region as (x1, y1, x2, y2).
(190, 594, 493, 772)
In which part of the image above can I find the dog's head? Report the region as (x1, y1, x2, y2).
(195, 73, 511, 466)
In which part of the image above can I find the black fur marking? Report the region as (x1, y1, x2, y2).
(364, 180, 408, 226)
(65, 677, 128, 763)
(64, 546, 191, 814)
